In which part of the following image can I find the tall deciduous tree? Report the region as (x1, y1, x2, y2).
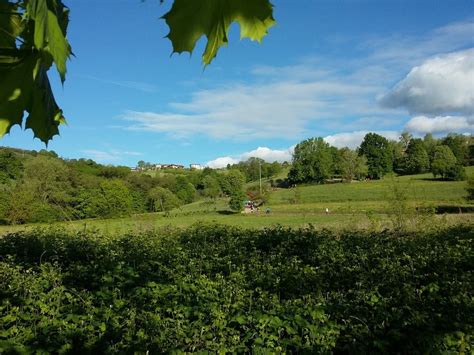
(339, 148, 368, 181)
(389, 140, 405, 174)
(147, 186, 180, 212)
(399, 131, 413, 152)
(423, 133, 440, 164)
(201, 175, 221, 199)
(359, 133, 393, 179)
(220, 169, 245, 196)
(442, 134, 469, 166)
(175, 176, 196, 204)
(469, 139, 474, 166)
(288, 137, 334, 184)
(221, 169, 246, 211)
(0, 150, 23, 182)
(404, 138, 430, 174)
(229, 189, 246, 212)
(78, 180, 133, 218)
(23, 155, 71, 205)
(431, 145, 459, 179)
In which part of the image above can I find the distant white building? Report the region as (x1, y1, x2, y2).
(189, 164, 204, 170)
(168, 164, 184, 169)
(153, 163, 184, 170)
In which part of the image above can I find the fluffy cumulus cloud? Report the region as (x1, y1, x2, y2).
(206, 156, 239, 169)
(405, 115, 473, 134)
(240, 147, 294, 162)
(206, 146, 294, 168)
(380, 48, 474, 115)
(323, 131, 400, 149)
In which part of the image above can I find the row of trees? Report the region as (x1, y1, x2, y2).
(226, 158, 285, 182)
(0, 149, 248, 224)
(288, 132, 472, 184)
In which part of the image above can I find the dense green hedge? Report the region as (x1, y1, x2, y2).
(0, 225, 472, 353)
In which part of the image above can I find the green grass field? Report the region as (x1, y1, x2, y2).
(1, 168, 472, 235)
(269, 171, 469, 204)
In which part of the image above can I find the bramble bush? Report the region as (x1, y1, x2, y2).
(0, 224, 472, 353)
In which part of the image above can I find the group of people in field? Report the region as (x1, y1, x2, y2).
(244, 200, 330, 215)
(244, 200, 272, 214)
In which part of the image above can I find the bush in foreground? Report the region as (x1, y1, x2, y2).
(0, 224, 472, 353)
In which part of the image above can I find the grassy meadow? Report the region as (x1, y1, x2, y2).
(1, 168, 472, 235)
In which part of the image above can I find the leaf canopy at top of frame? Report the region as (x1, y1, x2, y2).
(163, 0, 275, 66)
(0, 0, 71, 144)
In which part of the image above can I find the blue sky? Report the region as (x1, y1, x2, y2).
(2, 0, 473, 167)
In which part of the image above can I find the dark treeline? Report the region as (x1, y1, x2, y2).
(288, 132, 472, 185)
(0, 148, 261, 225)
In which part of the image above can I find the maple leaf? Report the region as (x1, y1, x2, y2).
(0, 0, 69, 143)
(25, 60, 66, 143)
(0, 53, 65, 144)
(163, 0, 275, 66)
(27, 0, 72, 82)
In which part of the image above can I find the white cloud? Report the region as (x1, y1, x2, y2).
(405, 115, 473, 134)
(324, 131, 400, 149)
(380, 48, 474, 115)
(206, 146, 294, 168)
(206, 157, 239, 169)
(240, 146, 294, 162)
(121, 20, 473, 143)
(81, 149, 142, 164)
(365, 20, 474, 67)
(123, 79, 385, 140)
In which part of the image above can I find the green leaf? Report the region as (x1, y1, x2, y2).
(163, 0, 275, 66)
(0, 57, 34, 137)
(28, 0, 48, 50)
(0, 1, 23, 49)
(46, 9, 70, 82)
(25, 61, 66, 143)
(0, 53, 65, 143)
(27, 0, 71, 82)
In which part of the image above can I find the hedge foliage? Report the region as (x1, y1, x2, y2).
(0, 224, 472, 353)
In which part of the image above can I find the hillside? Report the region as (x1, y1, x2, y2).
(1, 167, 471, 235)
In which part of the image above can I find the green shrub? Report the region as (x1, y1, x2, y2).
(229, 189, 246, 212)
(76, 180, 133, 218)
(467, 175, 474, 201)
(0, 225, 472, 353)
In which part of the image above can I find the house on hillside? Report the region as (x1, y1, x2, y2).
(190, 164, 204, 170)
(167, 164, 184, 169)
(152, 163, 184, 170)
